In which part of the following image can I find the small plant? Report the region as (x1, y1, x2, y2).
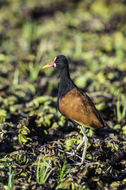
(8, 166, 15, 190)
(0, 109, 7, 122)
(56, 178, 85, 190)
(117, 95, 126, 121)
(29, 62, 42, 82)
(36, 157, 54, 185)
(22, 21, 40, 53)
(18, 119, 32, 144)
(57, 161, 70, 185)
(13, 70, 19, 86)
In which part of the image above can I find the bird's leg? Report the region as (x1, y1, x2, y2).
(76, 136, 85, 151)
(67, 126, 88, 165)
(69, 126, 88, 165)
(70, 135, 85, 156)
(66, 127, 85, 157)
(80, 126, 88, 165)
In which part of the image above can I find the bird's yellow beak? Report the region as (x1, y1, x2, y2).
(42, 64, 52, 69)
(42, 59, 56, 69)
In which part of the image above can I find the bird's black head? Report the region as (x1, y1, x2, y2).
(42, 55, 69, 71)
(54, 55, 68, 70)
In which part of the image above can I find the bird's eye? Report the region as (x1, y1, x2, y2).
(55, 58, 59, 63)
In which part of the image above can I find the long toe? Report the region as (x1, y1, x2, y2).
(72, 159, 91, 166)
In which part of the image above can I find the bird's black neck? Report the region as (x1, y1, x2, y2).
(58, 67, 75, 98)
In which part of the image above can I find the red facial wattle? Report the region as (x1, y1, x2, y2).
(49, 58, 56, 68)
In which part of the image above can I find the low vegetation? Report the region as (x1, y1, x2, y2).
(0, 0, 126, 189)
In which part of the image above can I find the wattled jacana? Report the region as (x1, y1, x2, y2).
(42, 55, 106, 165)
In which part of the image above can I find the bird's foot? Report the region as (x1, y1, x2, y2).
(65, 150, 76, 157)
(71, 159, 91, 166)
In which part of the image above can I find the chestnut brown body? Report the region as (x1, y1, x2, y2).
(59, 88, 105, 129)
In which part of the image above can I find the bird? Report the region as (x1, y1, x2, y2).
(42, 55, 106, 165)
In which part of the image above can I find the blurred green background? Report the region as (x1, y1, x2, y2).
(0, 0, 126, 95)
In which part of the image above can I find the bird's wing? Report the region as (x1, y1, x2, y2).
(59, 88, 106, 129)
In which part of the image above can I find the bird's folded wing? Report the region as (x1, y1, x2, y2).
(59, 88, 106, 129)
